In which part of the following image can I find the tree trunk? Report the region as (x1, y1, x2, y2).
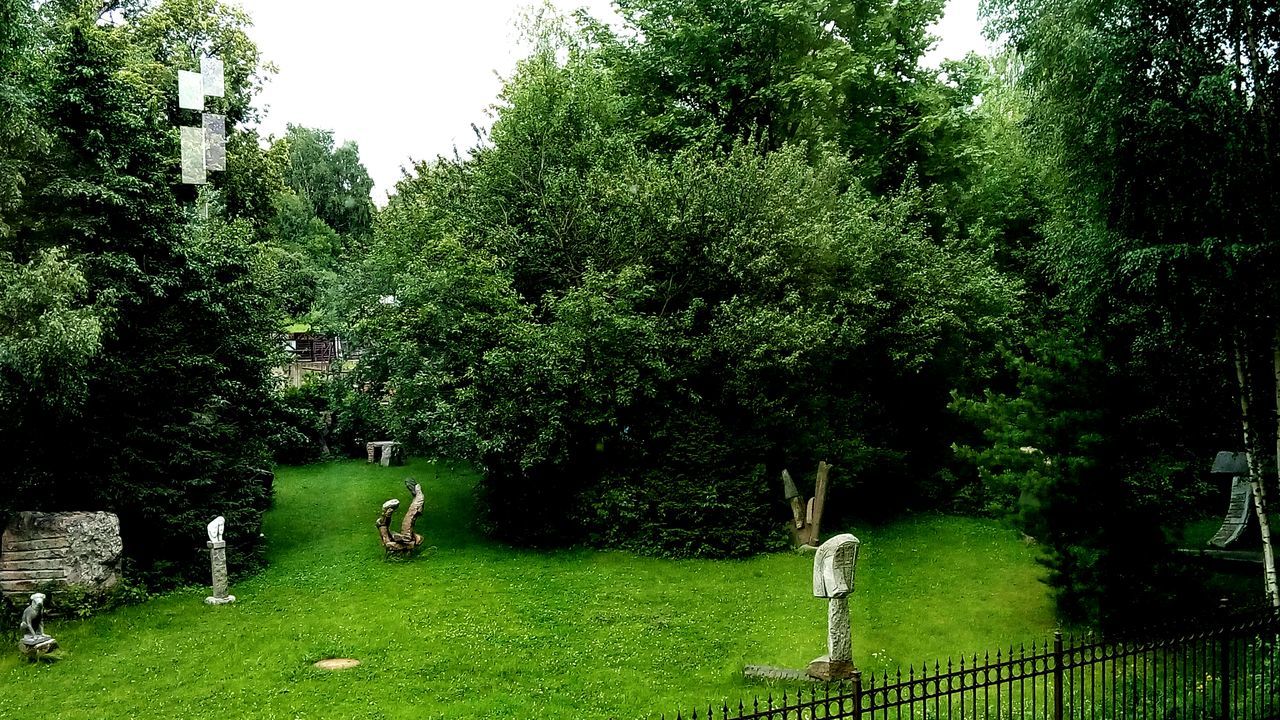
(1233, 336, 1280, 607)
(1268, 330, 1280, 609)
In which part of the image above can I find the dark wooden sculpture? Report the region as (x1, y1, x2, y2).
(782, 461, 831, 548)
(377, 478, 425, 555)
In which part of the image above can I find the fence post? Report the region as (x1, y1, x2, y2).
(852, 669, 863, 720)
(1053, 631, 1064, 720)
(1220, 602, 1231, 720)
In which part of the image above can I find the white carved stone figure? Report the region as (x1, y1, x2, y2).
(205, 516, 234, 605)
(207, 516, 225, 544)
(813, 532, 859, 598)
(807, 533, 860, 681)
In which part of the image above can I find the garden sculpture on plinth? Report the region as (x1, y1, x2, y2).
(19, 593, 58, 661)
(205, 516, 236, 605)
(377, 478, 425, 555)
(807, 533, 860, 681)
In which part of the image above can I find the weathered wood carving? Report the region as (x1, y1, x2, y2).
(377, 479, 425, 555)
(782, 462, 831, 548)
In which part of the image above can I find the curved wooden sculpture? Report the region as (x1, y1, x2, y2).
(377, 478, 425, 555)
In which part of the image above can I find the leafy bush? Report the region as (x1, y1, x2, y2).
(0, 7, 281, 589)
(270, 381, 331, 465)
(339, 39, 1017, 558)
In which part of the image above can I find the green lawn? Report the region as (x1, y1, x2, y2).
(0, 459, 1056, 719)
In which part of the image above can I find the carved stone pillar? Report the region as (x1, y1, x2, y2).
(205, 540, 235, 605)
(807, 533, 859, 681)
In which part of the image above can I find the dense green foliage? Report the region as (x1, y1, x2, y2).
(0, 459, 1056, 718)
(340, 19, 1017, 556)
(263, 125, 375, 322)
(0, 0, 282, 586)
(335, 0, 1278, 623)
(945, 0, 1280, 625)
(3, 0, 1274, 626)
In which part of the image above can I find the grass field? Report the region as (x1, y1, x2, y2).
(0, 459, 1056, 719)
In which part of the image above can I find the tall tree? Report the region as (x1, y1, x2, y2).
(274, 125, 375, 239)
(601, 0, 949, 187)
(344, 29, 1018, 556)
(0, 0, 281, 587)
(986, 0, 1280, 607)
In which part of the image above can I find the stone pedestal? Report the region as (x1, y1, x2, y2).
(205, 540, 235, 605)
(806, 655, 855, 681)
(20, 636, 58, 662)
(807, 596, 855, 680)
(827, 595, 852, 662)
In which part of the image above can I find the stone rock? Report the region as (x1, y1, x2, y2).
(314, 658, 360, 670)
(806, 655, 856, 681)
(0, 512, 122, 597)
(743, 665, 821, 683)
(19, 637, 59, 662)
(366, 441, 403, 466)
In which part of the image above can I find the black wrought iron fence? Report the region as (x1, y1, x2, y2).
(666, 610, 1280, 720)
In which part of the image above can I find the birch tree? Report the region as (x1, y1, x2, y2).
(986, 0, 1280, 605)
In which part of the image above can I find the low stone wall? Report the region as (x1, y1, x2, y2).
(0, 512, 123, 597)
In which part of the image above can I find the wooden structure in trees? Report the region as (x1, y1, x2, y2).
(783, 462, 832, 548)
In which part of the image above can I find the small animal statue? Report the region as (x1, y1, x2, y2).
(376, 478, 425, 555)
(20, 593, 49, 642)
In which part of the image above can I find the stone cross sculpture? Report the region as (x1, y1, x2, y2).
(806, 533, 860, 681)
(205, 516, 235, 605)
(19, 593, 58, 660)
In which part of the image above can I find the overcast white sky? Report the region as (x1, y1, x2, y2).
(238, 0, 988, 202)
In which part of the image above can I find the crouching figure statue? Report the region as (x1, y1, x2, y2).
(19, 593, 59, 661)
